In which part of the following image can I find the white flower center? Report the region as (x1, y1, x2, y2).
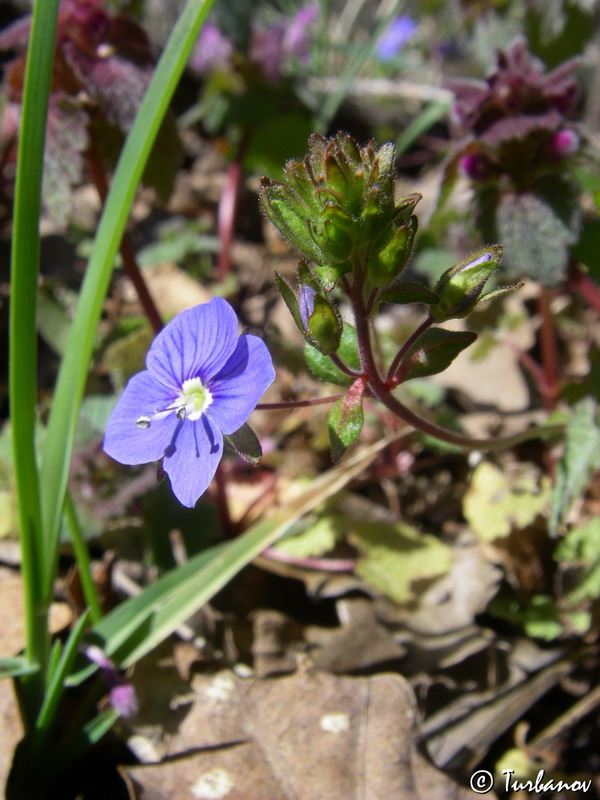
(135, 377, 213, 429)
(174, 377, 213, 421)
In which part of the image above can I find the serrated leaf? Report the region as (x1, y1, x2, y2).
(304, 323, 360, 386)
(494, 189, 578, 287)
(43, 98, 88, 227)
(399, 328, 477, 382)
(223, 423, 262, 465)
(464, 462, 551, 541)
(328, 379, 365, 462)
(349, 521, 451, 605)
(550, 399, 600, 536)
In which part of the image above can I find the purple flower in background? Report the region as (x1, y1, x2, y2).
(376, 16, 417, 61)
(189, 23, 234, 75)
(283, 4, 319, 62)
(251, 3, 318, 83)
(85, 645, 138, 719)
(103, 298, 275, 508)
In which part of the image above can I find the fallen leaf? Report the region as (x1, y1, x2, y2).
(126, 667, 482, 799)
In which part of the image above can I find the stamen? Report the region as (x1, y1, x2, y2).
(136, 415, 152, 429)
(176, 406, 187, 420)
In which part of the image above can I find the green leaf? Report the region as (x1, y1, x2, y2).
(223, 423, 262, 465)
(328, 379, 365, 462)
(274, 271, 303, 332)
(490, 594, 564, 641)
(549, 399, 600, 536)
(349, 521, 451, 605)
(304, 323, 360, 386)
(399, 328, 477, 382)
(10, 0, 62, 698)
(312, 261, 353, 291)
(494, 188, 579, 287)
(379, 281, 439, 306)
(0, 657, 39, 680)
(464, 462, 551, 541)
(277, 515, 342, 558)
(556, 518, 600, 606)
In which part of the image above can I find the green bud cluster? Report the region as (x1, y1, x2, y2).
(260, 132, 419, 291)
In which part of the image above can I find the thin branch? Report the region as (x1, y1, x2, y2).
(256, 394, 343, 410)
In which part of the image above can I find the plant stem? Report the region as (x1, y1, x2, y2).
(537, 287, 559, 410)
(217, 128, 251, 281)
(329, 353, 362, 378)
(256, 394, 343, 410)
(86, 137, 163, 334)
(347, 270, 562, 451)
(213, 464, 235, 537)
(370, 381, 562, 450)
(386, 314, 433, 384)
(567, 260, 600, 314)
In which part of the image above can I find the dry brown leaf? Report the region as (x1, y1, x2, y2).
(126, 667, 483, 799)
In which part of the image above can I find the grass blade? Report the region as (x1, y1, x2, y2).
(39, 0, 216, 599)
(9, 0, 61, 699)
(68, 430, 407, 678)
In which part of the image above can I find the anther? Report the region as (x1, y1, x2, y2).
(135, 415, 152, 429)
(176, 406, 187, 420)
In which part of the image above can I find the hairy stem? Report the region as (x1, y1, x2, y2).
(256, 394, 343, 410)
(567, 260, 600, 314)
(386, 314, 433, 384)
(370, 379, 562, 450)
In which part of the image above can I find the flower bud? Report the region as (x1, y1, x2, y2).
(431, 246, 502, 322)
(544, 129, 579, 160)
(460, 153, 492, 181)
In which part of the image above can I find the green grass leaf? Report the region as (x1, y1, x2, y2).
(39, 0, 217, 601)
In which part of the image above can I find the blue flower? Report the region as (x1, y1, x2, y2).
(376, 16, 417, 61)
(103, 298, 275, 508)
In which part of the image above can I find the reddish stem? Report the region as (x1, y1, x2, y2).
(217, 129, 251, 281)
(261, 547, 356, 572)
(386, 315, 433, 385)
(86, 140, 163, 334)
(537, 288, 560, 410)
(213, 463, 236, 538)
(567, 261, 600, 314)
(256, 394, 343, 410)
